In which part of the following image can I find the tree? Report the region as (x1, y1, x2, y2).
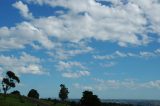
(2, 71, 20, 95)
(28, 89, 39, 99)
(80, 90, 101, 106)
(59, 84, 69, 102)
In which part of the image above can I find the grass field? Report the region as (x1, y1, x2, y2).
(0, 94, 69, 106)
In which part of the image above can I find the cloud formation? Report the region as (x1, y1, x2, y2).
(12, 1, 34, 20)
(26, 0, 160, 46)
(0, 52, 47, 75)
(0, 0, 160, 51)
(73, 83, 93, 90)
(74, 78, 160, 91)
(94, 48, 160, 60)
(56, 61, 90, 78)
(0, 22, 53, 51)
(47, 42, 93, 60)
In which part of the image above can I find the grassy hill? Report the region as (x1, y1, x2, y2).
(0, 94, 134, 106)
(0, 94, 68, 106)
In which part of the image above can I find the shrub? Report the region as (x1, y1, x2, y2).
(11, 90, 21, 96)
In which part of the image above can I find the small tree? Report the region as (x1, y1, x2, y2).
(28, 89, 39, 99)
(80, 90, 101, 106)
(2, 71, 20, 95)
(59, 84, 69, 102)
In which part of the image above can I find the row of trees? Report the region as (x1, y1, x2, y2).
(58, 84, 101, 106)
(1, 71, 102, 106)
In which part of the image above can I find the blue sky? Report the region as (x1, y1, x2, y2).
(0, 0, 160, 100)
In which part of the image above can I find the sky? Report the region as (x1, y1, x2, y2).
(0, 0, 160, 100)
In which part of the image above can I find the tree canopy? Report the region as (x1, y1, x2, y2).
(59, 84, 69, 102)
(27, 89, 39, 99)
(80, 90, 101, 106)
(2, 71, 20, 95)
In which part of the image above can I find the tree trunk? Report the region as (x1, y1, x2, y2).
(3, 86, 8, 99)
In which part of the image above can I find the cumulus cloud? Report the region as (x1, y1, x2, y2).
(1, 0, 160, 77)
(47, 42, 93, 60)
(57, 61, 86, 71)
(0, 22, 53, 51)
(62, 71, 90, 78)
(12, 1, 34, 20)
(56, 61, 90, 78)
(0, 52, 47, 75)
(1, 0, 160, 52)
(26, 0, 153, 46)
(130, 0, 160, 35)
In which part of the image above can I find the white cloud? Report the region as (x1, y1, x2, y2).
(62, 71, 90, 78)
(94, 49, 160, 60)
(93, 54, 115, 60)
(145, 80, 160, 89)
(93, 51, 128, 60)
(115, 51, 128, 57)
(30, 43, 42, 50)
(95, 79, 139, 90)
(139, 51, 155, 58)
(12, 1, 33, 20)
(0, 52, 47, 75)
(72, 79, 160, 91)
(26, 0, 152, 46)
(47, 42, 93, 60)
(0, 22, 53, 51)
(56, 61, 90, 78)
(155, 48, 160, 54)
(73, 83, 93, 90)
(1, 0, 160, 52)
(57, 61, 86, 71)
(19, 64, 44, 75)
(130, 0, 160, 35)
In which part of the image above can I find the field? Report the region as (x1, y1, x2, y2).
(0, 94, 68, 106)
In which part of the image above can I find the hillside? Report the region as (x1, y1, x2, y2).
(0, 94, 67, 106)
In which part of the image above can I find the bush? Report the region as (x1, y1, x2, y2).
(10, 90, 21, 96)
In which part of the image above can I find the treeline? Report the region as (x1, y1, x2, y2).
(0, 71, 133, 106)
(43, 93, 133, 106)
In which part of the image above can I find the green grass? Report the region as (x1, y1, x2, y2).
(0, 94, 70, 106)
(0, 94, 36, 106)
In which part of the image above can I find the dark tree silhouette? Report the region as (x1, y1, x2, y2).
(11, 90, 21, 96)
(59, 84, 69, 102)
(2, 71, 20, 95)
(80, 90, 101, 106)
(27, 89, 39, 99)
